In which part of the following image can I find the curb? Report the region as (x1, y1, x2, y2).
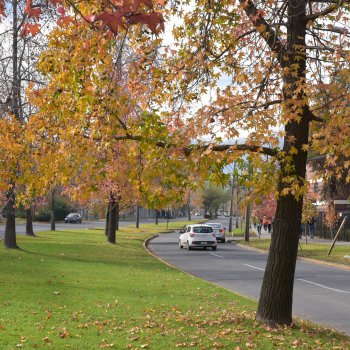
(237, 242, 350, 271)
(144, 234, 198, 273)
(144, 234, 254, 302)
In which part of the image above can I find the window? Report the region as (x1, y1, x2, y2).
(313, 181, 319, 193)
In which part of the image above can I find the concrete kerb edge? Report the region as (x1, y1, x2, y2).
(236, 242, 350, 271)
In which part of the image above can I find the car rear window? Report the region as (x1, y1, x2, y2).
(193, 226, 213, 233)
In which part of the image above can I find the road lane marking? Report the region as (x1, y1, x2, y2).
(297, 278, 350, 294)
(244, 264, 265, 271)
(210, 253, 224, 258)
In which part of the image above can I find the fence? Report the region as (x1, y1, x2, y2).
(313, 213, 350, 241)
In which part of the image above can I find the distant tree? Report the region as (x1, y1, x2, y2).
(202, 184, 230, 218)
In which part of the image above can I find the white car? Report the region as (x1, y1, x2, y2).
(206, 222, 226, 243)
(179, 225, 217, 251)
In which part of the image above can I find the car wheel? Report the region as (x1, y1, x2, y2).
(187, 241, 192, 250)
(179, 240, 183, 249)
(212, 246, 217, 251)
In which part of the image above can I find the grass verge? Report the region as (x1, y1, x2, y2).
(0, 223, 349, 349)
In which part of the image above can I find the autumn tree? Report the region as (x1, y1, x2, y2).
(160, 0, 350, 326)
(13, 0, 350, 327)
(202, 184, 230, 218)
(0, 0, 61, 246)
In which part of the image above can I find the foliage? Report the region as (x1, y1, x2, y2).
(252, 193, 277, 220)
(202, 184, 230, 218)
(35, 195, 74, 221)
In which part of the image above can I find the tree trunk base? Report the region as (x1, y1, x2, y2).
(4, 243, 20, 249)
(256, 312, 292, 328)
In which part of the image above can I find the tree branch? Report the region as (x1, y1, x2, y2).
(112, 134, 278, 157)
(239, 0, 286, 65)
(305, 1, 343, 21)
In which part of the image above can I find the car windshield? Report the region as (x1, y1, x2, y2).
(208, 224, 222, 228)
(193, 226, 213, 233)
(67, 213, 77, 217)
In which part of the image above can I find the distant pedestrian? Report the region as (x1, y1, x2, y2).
(262, 216, 268, 231)
(267, 217, 272, 233)
(257, 220, 262, 236)
(308, 218, 315, 239)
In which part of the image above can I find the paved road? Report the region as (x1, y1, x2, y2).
(148, 230, 350, 336)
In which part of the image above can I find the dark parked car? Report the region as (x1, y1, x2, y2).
(64, 213, 82, 223)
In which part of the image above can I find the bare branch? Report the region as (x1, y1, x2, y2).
(305, 1, 343, 21)
(112, 134, 278, 157)
(313, 25, 350, 35)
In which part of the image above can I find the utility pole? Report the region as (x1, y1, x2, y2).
(187, 192, 191, 221)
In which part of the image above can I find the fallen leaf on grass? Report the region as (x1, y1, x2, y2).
(58, 328, 69, 338)
(99, 340, 115, 348)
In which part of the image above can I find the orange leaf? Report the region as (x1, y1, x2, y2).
(21, 23, 41, 36)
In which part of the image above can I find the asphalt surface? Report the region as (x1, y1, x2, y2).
(148, 230, 350, 336)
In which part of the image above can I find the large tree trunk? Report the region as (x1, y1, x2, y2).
(116, 199, 120, 232)
(136, 205, 140, 228)
(25, 207, 35, 236)
(155, 210, 159, 225)
(105, 204, 110, 236)
(4, 188, 18, 249)
(107, 195, 117, 244)
(50, 190, 55, 231)
(256, 0, 309, 325)
(256, 192, 304, 325)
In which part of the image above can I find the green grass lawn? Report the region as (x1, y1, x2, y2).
(240, 238, 350, 267)
(0, 223, 349, 349)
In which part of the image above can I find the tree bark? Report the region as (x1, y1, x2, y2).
(105, 204, 110, 236)
(116, 198, 120, 232)
(4, 188, 18, 249)
(50, 190, 55, 231)
(25, 207, 35, 236)
(136, 205, 140, 228)
(187, 193, 191, 221)
(256, 0, 309, 325)
(107, 195, 117, 244)
(155, 210, 159, 225)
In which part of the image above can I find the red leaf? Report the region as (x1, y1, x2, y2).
(57, 15, 73, 27)
(21, 23, 41, 36)
(94, 11, 126, 34)
(57, 6, 65, 15)
(24, 0, 42, 20)
(49, 0, 62, 5)
(0, 1, 5, 16)
(129, 11, 164, 34)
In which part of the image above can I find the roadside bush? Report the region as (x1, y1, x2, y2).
(35, 197, 74, 222)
